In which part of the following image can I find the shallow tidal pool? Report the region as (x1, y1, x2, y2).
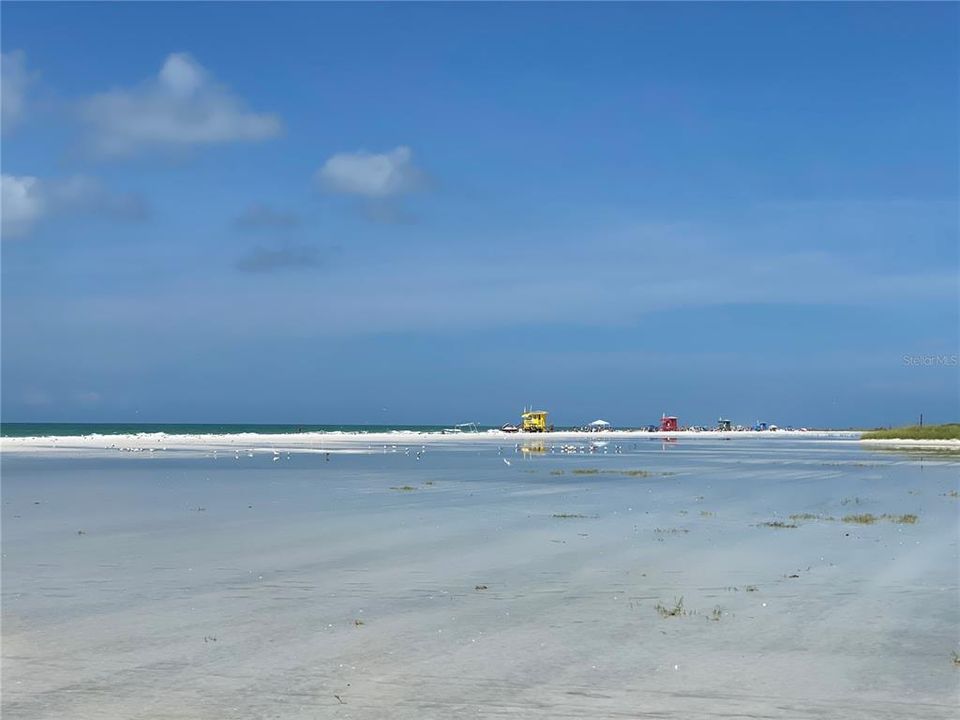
(3, 438, 958, 719)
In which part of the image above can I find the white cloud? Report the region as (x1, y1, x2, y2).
(1, 173, 145, 239)
(1, 50, 32, 132)
(1, 175, 45, 238)
(80, 52, 281, 157)
(317, 146, 423, 197)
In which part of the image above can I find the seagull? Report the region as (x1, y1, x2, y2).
(503, 458, 511, 466)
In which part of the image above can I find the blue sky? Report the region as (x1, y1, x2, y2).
(2, 2, 957, 428)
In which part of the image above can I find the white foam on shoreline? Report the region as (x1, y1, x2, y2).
(0, 429, 870, 455)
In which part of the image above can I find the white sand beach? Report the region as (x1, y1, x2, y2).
(858, 437, 960, 449)
(1, 428, 867, 456)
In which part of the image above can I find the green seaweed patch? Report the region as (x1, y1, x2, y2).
(549, 470, 565, 476)
(841, 513, 918, 525)
(759, 521, 798, 529)
(654, 527, 689, 534)
(788, 513, 836, 522)
(654, 597, 686, 618)
(842, 513, 876, 524)
(552, 513, 591, 519)
(390, 485, 417, 492)
(700, 510, 714, 517)
(570, 468, 670, 478)
(882, 513, 918, 524)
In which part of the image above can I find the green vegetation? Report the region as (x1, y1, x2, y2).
(759, 521, 798, 529)
(789, 513, 826, 521)
(553, 513, 589, 519)
(389, 485, 417, 492)
(861, 424, 960, 441)
(882, 513, 918, 524)
(842, 513, 877, 524)
(655, 596, 685, 618)
(842, 513, 919, 525)
(568, 468, 666, 477)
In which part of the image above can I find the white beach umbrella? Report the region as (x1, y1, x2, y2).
(588, 419, 611, 427)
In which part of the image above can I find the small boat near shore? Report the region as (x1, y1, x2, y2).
(442, 422, 481, 434)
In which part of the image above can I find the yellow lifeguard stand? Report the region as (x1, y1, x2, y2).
(521, 410, 549, 433)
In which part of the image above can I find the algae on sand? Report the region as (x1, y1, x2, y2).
(655, 596, 685, 618)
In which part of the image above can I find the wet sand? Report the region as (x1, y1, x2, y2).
(2, 438, 958, 718)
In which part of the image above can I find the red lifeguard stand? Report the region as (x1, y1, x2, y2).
(660, 414, 678, 432)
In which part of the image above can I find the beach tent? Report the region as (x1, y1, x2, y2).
(588, 419, 611, 427)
